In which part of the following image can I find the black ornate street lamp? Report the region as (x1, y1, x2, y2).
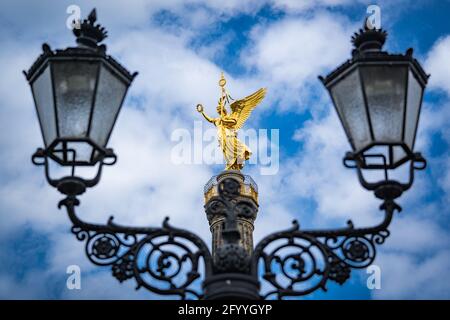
(24, 9, 137, 195)
(319, 23, 428, 199)
(25, 11, 429, 300)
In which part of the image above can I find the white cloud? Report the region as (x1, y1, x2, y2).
(282, 111, 379, 226)
(415, 101, 450, 203)
(372, 250, 450, 299)
(425, 35, 450, 95)
(385, 216, 450, 254)
(242, 13, 355, 112)
(271, 0, 352, 12)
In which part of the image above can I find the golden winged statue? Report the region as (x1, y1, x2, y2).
(197, 73, 266, 170)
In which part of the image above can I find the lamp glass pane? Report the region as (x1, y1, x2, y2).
(404, 70, 423, 150)
(66, 141, 93, 163)
(393, 145, 407, 164)
(361, 66, 407, 142)
(89, 64, 127, 148)
(52, 141, 93, 163)
(52, 61, 99, 138)
(330, 70, 371, 151)
(31, 66, 57, 146)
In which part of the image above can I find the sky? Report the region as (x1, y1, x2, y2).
(0, 0, 449, 299)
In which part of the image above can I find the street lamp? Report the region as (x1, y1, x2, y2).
(26, 11, 429, 300)
(24, 9, 137, 195)
(319, 22, 428, 198)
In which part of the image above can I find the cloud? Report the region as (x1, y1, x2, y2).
(242, 12, 355, 112)
(372, 250, 450, 299)
(270, 0, 352, 13)
(425, 35, 450, 95)
(415, 101, 450, 204)
(385, 215, 450, 253)
(263, 110, 379, 227)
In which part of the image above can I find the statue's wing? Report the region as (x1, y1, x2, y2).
(230, 88, 266, 130)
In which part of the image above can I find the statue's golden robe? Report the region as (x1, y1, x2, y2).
(215, 117, 251, 170)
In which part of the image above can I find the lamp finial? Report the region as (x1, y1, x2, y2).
(351, 17, 387, 52)
(73, 8, 108, 49)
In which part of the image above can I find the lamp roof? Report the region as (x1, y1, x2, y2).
(319, 20, 429, 88)
(23, 9, 137, 83)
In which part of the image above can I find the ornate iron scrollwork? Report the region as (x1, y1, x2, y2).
(59, 196, 212, 299)
(57, 176, 400, 300)
(251, 199, 398, 299)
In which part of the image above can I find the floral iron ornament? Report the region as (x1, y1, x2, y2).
(196, 73, 266, 170)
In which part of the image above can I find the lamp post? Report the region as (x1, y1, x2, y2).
(25, 10, 428, 300)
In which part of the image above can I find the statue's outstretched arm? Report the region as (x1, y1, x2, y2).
(196, 104, 215, 123)
(202, 112, 215, 123)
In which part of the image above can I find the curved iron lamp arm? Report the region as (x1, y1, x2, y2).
(249, 151, 426, 300)
(251, 198, 398, 299)
(58, 195, 213, 300)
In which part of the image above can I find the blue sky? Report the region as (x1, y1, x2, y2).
(0, 0, 449, 299)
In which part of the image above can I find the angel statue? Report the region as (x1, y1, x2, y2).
(196, 73, 266, 171)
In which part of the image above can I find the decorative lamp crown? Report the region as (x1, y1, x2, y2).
(73, 9, 108, 48)
(351, 19, 387, 52)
